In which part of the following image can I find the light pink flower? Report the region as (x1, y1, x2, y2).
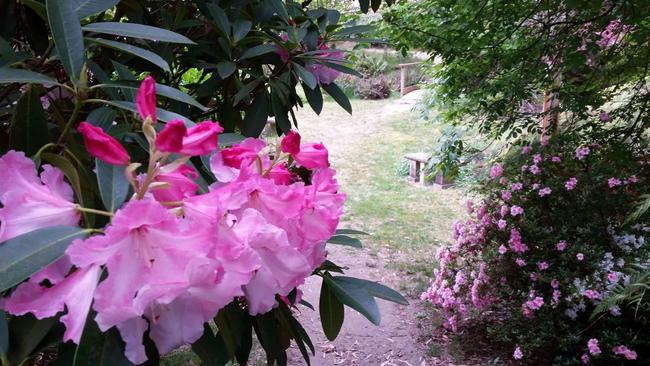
(581, 354, 589, 363)
(565, 177, 578, 190)
(510, 205, 524, 216)
(498, 245, 507, 254)
(497, 219, 507, 230)
(576, 147, 590, 160)
(587, 338, 601, 356)
(533, 154, 542, 164)
(489, 163, 503, 179)
(150, 164, 199, 203)
(501, 190, 512, 202)
(516, 258, 526, 267)
(511, 182, 523, 191)
(599, 111, 609, 121)
(179, 120, 223, 156)
(556, 240, 568, 251)
(513, 346, 523, 360)
(607, 177, 622, 188)
(0, 151, 80, 242)
(583, 289, 601, 300)
(294, 142, 329, 169)
(537, 261, 549, 270)
(551, 156, 561, 163)
(538, 187, 552, 197)
(576, 253, 584, 261)
(529, 165, 540, 175)
(521, 146, 532, 154)
(613, 345, 637, 360)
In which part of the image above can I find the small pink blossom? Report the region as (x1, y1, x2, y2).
(628, 175, 638, 183)
(587, 339, 601, 356)
(529, 165, 540, 175)
(537, 261, 549, 270)
(136, 76, 157, 123)
(533, 154, 542, 164)
(511, 182, 523, 191)
(499, 177, 508, 185)
(551, 279, 560, 288)
(576, 147, 590, 160)
(280, 130, 301, 155)
(521, 146, 532, 154)
(532, 183, 540, 190)
(599, 111, 609, 121)
(565, 177, 578, 190)
(500, 204, 509, 217)
(581, 354, 589, 363)
(538, 187, 552, 197)
(515, 258, 526, 267)
(551, 156, 561, 163)
(583, 289, 601, 300)
(576, 253, 584, 261)
(510, 205, 524, 216)
(498, 245, 507, 254)
(607, 272, 619, 283)
(501, 190, 512, 202)
(520, 165, 528, 172)
(607, 177, 622, 188)
(613, 345, 637, 360)
(497, 219, 507, 230)
(513, 346, 523, 360)
(556, 240, 567, 251)
(489, 164, 503, 179)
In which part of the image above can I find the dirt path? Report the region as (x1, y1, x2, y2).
(287, 92, 438, 366)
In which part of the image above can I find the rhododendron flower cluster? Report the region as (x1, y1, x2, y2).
(421, 134, 649, 363)
(0, 79, 344, 364)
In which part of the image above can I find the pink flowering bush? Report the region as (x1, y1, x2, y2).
(0, 79, 406, 365)
(421, 134, 649, 364)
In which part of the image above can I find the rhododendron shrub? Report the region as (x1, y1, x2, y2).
(0, 79, 406, 365)
(422, 134, 649, 364)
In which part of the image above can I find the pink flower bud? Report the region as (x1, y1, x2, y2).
(156, 119, 187, 153)
(179, 120, 224, 156)
(136, 76, 157, 123)
(281, 130, 301, 155)
(294, 142, 329, 169)
(77, 122, 130, 165)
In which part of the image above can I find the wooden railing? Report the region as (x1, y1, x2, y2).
(396, 62, 422, 96)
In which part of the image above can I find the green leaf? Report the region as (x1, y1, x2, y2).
(86, 106, 117, 131)
(233, 78, 263, 106)
(73, 317, 133, 366)
(95, 81, 208, 111)
(302, 82, 323, 115)
(324, 275, 380, 325)
(101, 100, 194, 125)
(268, 0, 290, 23)
(322, 82, 352, 114)
(241, 89, 270, 138)
(271, 90, 290, 133)
(21, 0, 47, 20)
(327, 235, 362, 248)
(292, 62, 317, 90)
(206, 4, 231, 38)
(232, 20, 252, 43)
(47, 0, 85, 83)
(0, 311, 7, 360)
(83, 22, 195, 44)
(240, 44, 277, 60)
(335, 25, 375, 37)
(335, 229, 369, 235)
(319, 277, 344, 341)
(71, 0, 119, 19)
(10, 84, 49, 155)
(7, 315, 57, 365)
(191, 325, 230, 366)
(0, 67, 62, 86)
(86, 37, 170, 72)
(333, 276, 409, 305)
(216, 61, 236, 79)
(0, 226, 90, 292)
(95, 159, 129, 212)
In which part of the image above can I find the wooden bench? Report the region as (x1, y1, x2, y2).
(404, 152, 430, 184)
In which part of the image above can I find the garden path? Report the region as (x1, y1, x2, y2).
(286, 91, 467, 366)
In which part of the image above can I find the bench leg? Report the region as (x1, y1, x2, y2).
(414, 161, 421, 182)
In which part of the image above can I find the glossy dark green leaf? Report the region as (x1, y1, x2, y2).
(73, 317, 133, 366)
(335, 229, 370, 235)
(271, 91, 291, 133)
(206, 4, 231, 38)
(232, 20, 252, 43)
(96, 81, 208, 111)
(9, 85, 48, 155)
(111, 60, 137, 102)
(241, 89, 270, 137)
(83, 22, 195, 44)
(335, 25, 375, 37)
(240, 44, 277, 60)
(0, 227, 90, 292)
(327, 235, 362, 248)
(47, 0, 85, 83)
(233, 78, 263, 106)
(302, 82, 323, 115)
(322, 82, 352, 114)
(319, 277, 344, 341)
(292, 62, 317, 90)
(86, 106, 117, 131)
(96, 159, 129, 212)
(0, 68, 62, 86)
(102, 100, 194, 125)
(72, 0, 119, 19)
(268, 0, 290, 23)
(21, 0, 47, 20)
(333, 276, 409, 305)
(191, 325, 230, 366)
(0, 311, 7, 360)
(324, 275, 380, 325)
(7, 315, 57, 365)
(254, 311, 283, 362)
(87, 38, 170, 72)
(276, 304, 313, 365)
(216, 61, 236, 79)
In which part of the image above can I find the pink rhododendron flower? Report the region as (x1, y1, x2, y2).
(294, 142, 329, 169)
(180, 121, 223, 156)
(538, 187, 552, 197)
(498, 245, 507, 254)
(529, 165, 540, 175)
(587, 339, 601, 355)
(306, 43, 344, 85)
(565, 177, 578, 190)
(0, 151, 80, 242)
(597, 20, 632, 48)
(281, 129, 301, 155)
(500, 204, 509, 217)
(509, 229, 528, 253)
(551, 279, 560, 288)
(576, 253, 584, 261)
(613, 345, 637, 360)
(607, 271, 619, 283)
(576, 146, 590, 160)
(532, 183, 540, 190)
(557, 240, 567, 251)
(466, 199, 474, 214)
(520, 164, 528, 172)
(510, 205, 524, 216)
(137, 75, 157, 122)
(533, 154, 542, 164)
(581, 354, 589, 363)
(628, 175, 638, 183)
(513, 346, 523, 360)
(156, 119, 186, 153)
(501, 190, 512, 202)
(150, 164, 199, 203)
(497, 219, 507, 230)
(583, 289, 601, 300)
(511, 182, 523, 191)
(607, 177, 622, 188)
(77, 122, 130, 165)
(499, 177, 508, 185)
(516, 258, 526, 267)
(489, 163, 503, 179)
(537, 261, 549, 270)
(521, 146, 532, 154)
(599, 111, 609, 121)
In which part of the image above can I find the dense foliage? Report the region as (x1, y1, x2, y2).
(0, 1, 405, 365)
(421, 129, 650, 364)
(382, 0, 650, 139)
